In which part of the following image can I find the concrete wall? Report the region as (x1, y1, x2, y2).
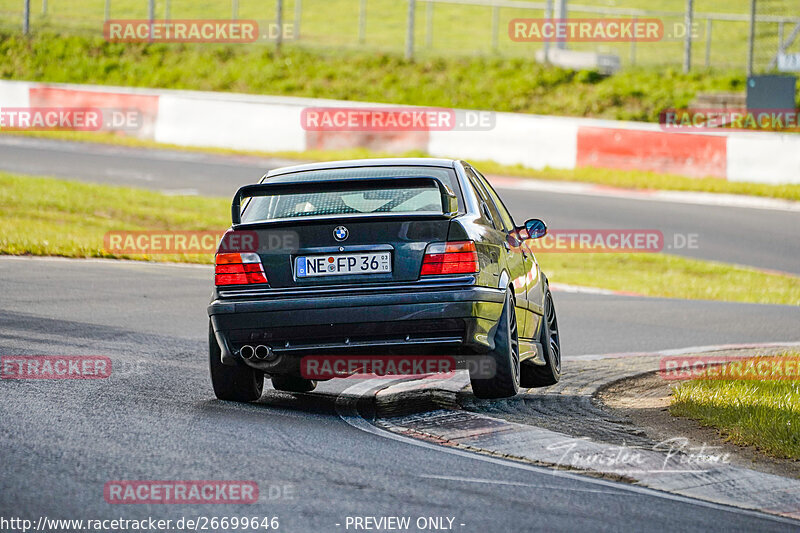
(1, 80, 797, 184)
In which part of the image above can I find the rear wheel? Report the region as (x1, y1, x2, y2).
(520, 289, 561, 388)
(271, 375, 317, 393)
(469, 290, 520, 399)
(208, 322, 264, 402)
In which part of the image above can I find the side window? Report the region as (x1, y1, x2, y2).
(476, 171, 515, 231)
(466, 168, 502, 230)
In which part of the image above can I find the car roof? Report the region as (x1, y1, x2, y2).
(265, 158, 459, 178)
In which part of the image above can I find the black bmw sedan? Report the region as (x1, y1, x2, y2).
(208, 158, 561, 401)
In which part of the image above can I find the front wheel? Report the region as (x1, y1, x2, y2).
(520, 289, 561, 388)
(209, 322, 264, 402)
(469, 290, 520, 399)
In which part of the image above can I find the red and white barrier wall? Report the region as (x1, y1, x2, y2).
(1, 80, 798, 184)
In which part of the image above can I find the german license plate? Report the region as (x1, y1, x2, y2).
(296, 252, 391, 277)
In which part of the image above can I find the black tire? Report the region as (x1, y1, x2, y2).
(208, 322, 264, 402)
(271, 375, 317, 393)
(469, 289, 520, 399)
(520, 289, 561, 388)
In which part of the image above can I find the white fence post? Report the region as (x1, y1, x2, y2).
(491, 5, 499, 51)
(543, 0, 553, 63)
(405, 0, 416, 60)
(358, 0, 367, 44)
(23, 0, 30, 34)
(426, 1, 434, 48)
(555, 0, 566, 50)
(276, 0, 284, 54)
(295, 0, 302, 39)
(683, 0, 693, 72)
(747, 0, 756, 76)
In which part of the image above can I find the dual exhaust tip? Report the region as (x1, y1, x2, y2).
(240, 344, 274, 361)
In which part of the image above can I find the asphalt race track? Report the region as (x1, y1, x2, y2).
(1, 136, 799, 531)
(1, 136, 798, 274)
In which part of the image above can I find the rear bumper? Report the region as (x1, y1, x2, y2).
(208, 282, 505, 372)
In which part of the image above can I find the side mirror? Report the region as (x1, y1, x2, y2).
(524, 219, 547, 239)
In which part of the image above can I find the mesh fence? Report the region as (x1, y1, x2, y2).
(1, 0, 799, 72)
(754, 0, 800, 72)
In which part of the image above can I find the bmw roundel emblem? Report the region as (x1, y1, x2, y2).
(333, 226, 349, 241)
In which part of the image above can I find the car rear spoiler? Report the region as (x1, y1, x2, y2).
(231, 176, 459, 225)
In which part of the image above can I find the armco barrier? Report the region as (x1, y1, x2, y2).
(576, 125, 728, 178)
(0, 80, 797, 184)
(727, 133, 800, 184)
(0, 80, 31, 109)
(29, 86, 160, 138)
(154, 92, 306, 152)
(427, 112, 578, 170)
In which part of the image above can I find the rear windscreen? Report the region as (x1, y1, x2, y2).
(241, 166, 461, 223)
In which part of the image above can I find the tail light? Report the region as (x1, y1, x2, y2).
(215, 252, 268, 286)
(420, 241, 479, 276)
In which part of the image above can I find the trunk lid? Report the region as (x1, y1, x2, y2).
(226, 176, 459, 288)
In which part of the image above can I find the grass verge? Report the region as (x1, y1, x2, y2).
(2, 171, 799, 305)
(0, 31, 766, 123)
(0, 172, 229, 263)
(537, 254, 800, 305)
(671, 352, 800, 459)
(8, 131, 800, 202)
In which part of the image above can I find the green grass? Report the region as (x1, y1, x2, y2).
(0, 30, 777, 123)
(473, 160, 800, 202)
(8, 131, 800, 202)
(537, 253, 800, 305)
(0, 172, 229, 263)
(671, 352, 800, 459)
(2, 171, 799, 305)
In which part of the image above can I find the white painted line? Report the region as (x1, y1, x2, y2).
(0, 133, 290, 168)
(0, 135, 216, 162)
(160, 188, 199, 196)
(105, 168, 155, 181)
(334, 379, 799, 525)
(489, 175, 800, 212)
(0, 255, 212, 269)
(419, 474, 631, 495)
(565, 341, 800, 361)
(549, 282, 642, 297)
